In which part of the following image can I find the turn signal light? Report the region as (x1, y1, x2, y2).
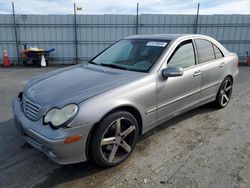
(64, 135, 82, 144)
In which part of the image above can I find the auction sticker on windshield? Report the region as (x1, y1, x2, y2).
(146, 41, 168, 47)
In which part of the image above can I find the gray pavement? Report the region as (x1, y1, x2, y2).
(0, 66, 249, 188)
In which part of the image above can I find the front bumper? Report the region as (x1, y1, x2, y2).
(12, 97, 92, 164)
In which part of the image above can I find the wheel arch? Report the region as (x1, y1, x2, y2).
(225, 74, 233, 83)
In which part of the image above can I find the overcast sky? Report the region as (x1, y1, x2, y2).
(0, 0, 249, 15)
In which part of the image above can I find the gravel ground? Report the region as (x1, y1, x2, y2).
(0, 66, 249, 188)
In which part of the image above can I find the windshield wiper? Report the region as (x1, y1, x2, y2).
(99, 63, 129, 70)
(88, 61, 98, 65)
(89, 61, 130, 71)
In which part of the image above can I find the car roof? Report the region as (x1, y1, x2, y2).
(125, 34, 188, 41)
(125, 34, 229, 56)
(125, 34, 209, 41)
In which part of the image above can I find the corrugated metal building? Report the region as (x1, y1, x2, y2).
(0, 14, 249, 64)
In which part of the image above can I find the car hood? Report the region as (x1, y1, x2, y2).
(23, 64, 145, 108)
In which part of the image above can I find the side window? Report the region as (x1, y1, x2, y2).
(213, 44, 224, 59)
(168, 40, 196, 69)
(195, 39, 215, 63)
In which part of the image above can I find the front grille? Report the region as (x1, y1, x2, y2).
(23, 96, 41, 121)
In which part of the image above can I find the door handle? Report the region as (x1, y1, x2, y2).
(220, 62, 225, 67)
(193, 70, 201, 77)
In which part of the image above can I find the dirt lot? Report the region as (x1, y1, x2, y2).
(0, 66, 249, 188)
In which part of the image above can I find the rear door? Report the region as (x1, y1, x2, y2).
(156, 39, 202, 122)
(194, 39, 226, 101)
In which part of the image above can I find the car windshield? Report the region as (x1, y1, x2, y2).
(89, 39, 170, 72)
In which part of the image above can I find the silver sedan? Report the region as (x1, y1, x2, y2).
(13, 34, 239, 167)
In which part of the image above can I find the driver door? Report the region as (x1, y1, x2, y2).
(157, 39, 202, 121)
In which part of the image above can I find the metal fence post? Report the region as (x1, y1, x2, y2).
(194, 3, 200, 34)
(74, 3, 78, 64)
(12, 2, 19, 63)
(136, 3, 139, 35)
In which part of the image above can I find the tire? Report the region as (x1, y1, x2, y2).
(32, 60, 39, 66)
(23, 60, 27, 66)
(90, 111, 139, 167)
(213, 77, 233, 109)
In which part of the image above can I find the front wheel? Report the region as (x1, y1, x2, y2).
(213, 77, 233, 108)
(90, 111, 139, 167)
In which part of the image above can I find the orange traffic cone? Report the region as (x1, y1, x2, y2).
(247, 57, 250, 66)
(3, 48, 10, 67)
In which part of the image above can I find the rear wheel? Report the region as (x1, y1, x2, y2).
(213, 77, 233, 108)
(90, 111, 138, 167)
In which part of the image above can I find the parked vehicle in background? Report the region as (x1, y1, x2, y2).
(13, 34, 239, 167)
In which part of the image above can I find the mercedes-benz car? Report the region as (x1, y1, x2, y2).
(13, 34, 239, 167)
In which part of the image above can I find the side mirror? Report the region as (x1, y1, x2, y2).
(162, 66, 183, 78)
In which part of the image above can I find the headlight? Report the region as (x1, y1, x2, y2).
(44, 104, 78, 128)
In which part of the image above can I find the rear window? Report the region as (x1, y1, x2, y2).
(195, 39, 215, 64)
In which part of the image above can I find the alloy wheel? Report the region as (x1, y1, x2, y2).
(100, 117, 136, 163)
(220, 79, 232, 107)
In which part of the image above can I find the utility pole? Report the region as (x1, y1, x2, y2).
(194, 3, 200, 34)
(12, 2, 19, 63)
(74, 3, 78, 64)
(136, 3, 139, 35)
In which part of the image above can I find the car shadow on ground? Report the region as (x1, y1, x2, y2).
(0, 104, 218, 187)
(35, 161, 103, 188)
